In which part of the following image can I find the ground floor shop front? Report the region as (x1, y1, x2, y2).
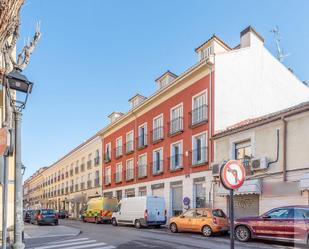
(102, 171, 213, 219)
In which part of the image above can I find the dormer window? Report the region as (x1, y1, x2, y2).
(108, 112, 123, 123)
(129, 94, 147, 109)
(155, 71, 177, 90)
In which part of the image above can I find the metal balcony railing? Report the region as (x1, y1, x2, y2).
(94, 157, 100, 165)
(104, 153, 111, 163)
(138, 164, 147, 178)
(169, 154, 184, 171)
(137, 134, 147, 149)
(190, 104, 208, 127)
(168, 117, 184, 136)
(94, 178, 100, 187)
(125, 169, 134, 181)
(190, 147, 208, 166)
(152, 127, 164, 143)
(125, 141, 134, 154)
(87, 160, 92, 169)
(151, 160, 164, 175)
(115, 146, 123, 158)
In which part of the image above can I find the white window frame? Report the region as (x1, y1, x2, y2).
(170, 140, 183, 170)
(192, 131, 208, 165)
(126, 158, 134, 180)
(105, 142, 111, 161)
(138, 122, 148, 147)
(170, 103, 184, 134)
(153, 114, 164, 141)
(152, 147, 163, 174)
(116, 163, 122, 183)
(138, 153, 147, 178)
(105, 166, 111, 185)
(116, 136, 123, 157)
(126, 130, 134, 153)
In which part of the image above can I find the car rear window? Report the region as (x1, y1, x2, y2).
(41, 209, 55, 215)
(212, 209, 226, 218)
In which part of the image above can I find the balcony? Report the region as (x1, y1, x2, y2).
(75, 167, 79, 174)
(104, 153, 111, 163)
(190, 147, 208, 166)
(80, 164, 85, 172)
(151, 126, 164, 143)
(57, 176, 60, 181)
(65, 172, 69, 178)
(54, 177, 57, 182)
(125, 169, 134, 181)
(94, 157, 100, 166)
(169, 154, 184, 171)
(87, 180, 92, 188)
(70, 170, 73, 176)
(115, 172, 122, 183)
(115, 146, 123, 158)
(105, 176, 111, 186)
(138, 164, 147, 178)
(189, 104, 208, 127)
(137, 134, 148, 149)
(125, 141, 134, 154)
(94, 178, 100, 187)
(61, 174, 64, 180)
(151, 160, 164, 175)
(87, 160, 92, 169)
(80, 182, 85, 190)
(168, 117, 184, 136)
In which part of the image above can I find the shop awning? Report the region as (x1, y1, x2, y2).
(300, 173, 309, 190)
(217, 179, 262, 196)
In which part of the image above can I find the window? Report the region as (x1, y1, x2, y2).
(94, 170, 100, 187)
(235, 139, 252, 174)
(126, 159, 134, 181)
(294, 209, 309, 219)
(170, 141, 183, 170)
(152, 115, 163, 142)
(126, 131, 134, 153)
(115, 163, 122, 183)
(170, 104, 183, 135)
(138, 123, 147, 148)
(105, 143, 111, 162)
(105, 167, 111, 185)
(266, 208, 293, 219)
(194, 181, 206, 208)
(138, 186, 147, 196)
(152, 148, 163, 175)
(125, 188, 135, 198)
(138, 154, 147, 178)
(115, 137, 123, 158)
(182, 209, 195, 218)
(192, 133, 207, 165)
(191, 91, 207, 126)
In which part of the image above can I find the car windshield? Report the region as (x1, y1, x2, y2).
(41, 209, 55, 215)
(212, 209, 226, 218)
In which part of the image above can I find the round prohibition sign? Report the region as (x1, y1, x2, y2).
(220, 160, 246, 190)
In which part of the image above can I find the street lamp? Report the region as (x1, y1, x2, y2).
(5, 68, 34, 249)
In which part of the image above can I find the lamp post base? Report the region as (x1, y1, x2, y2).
(13, 241, 25, 249)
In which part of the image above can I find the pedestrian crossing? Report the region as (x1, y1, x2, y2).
(29, 237, 116, 249)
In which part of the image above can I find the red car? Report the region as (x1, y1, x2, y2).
(234, 205, 309, 245)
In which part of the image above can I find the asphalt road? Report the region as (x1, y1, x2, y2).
(25, 219, 306, 249)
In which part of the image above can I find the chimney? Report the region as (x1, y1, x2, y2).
(240, 26, 264, 48)
(155, 71, 178, 89)
(129, 94, 147, 109)
(108, 112, 124, 123)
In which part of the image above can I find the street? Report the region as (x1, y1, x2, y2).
(24, 219, 305, 249)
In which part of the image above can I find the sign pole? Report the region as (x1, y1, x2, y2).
(229, 189, 234, 249)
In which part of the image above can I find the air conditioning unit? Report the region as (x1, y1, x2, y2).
(211, 163, 220, 177)
(251, 157, 268, 170)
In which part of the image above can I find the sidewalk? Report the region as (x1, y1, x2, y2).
(24, 223, 80, 239)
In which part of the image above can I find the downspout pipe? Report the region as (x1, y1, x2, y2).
(267, 129, 280, 168)
(282, 118, 287, 182)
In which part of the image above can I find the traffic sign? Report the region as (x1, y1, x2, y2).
(220, 160, 246, 190)
(183, 197, 190, 206)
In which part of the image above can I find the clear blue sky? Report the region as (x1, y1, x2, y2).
(19, 0, 309, 179)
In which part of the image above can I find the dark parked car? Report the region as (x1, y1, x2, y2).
(30, 209, 58, 226)
(57, 209, 68, 219)
(234, 205, 309, 245)
(23, 210, 34, 223)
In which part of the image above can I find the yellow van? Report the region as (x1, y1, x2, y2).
(81, 197, 118, 224)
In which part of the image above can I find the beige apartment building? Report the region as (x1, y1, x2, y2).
(211, 101, 309, 218)
(24, 134, 102, 218)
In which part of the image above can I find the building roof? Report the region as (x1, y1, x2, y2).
(213, 101, 309, 138)
(155, 70, 178, 83)
(195, 34, 232, 52)
(128, 93, 147, 102)
(108, 111, 124, 118)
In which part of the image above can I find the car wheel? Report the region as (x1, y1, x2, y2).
(111, 218, 118, 226)
(134, 219, 142, 229)
(235, 225, 251, 242)
(202, 225, 213, 237)
(54, 221, 58, 226)
(170, 223, 178, 233)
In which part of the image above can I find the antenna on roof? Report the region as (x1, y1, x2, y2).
(270, 26, 290, 62)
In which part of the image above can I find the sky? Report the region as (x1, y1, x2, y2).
(19, 0, 309, 179)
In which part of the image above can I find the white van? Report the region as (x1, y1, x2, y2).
(111, 196, 166, 228)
